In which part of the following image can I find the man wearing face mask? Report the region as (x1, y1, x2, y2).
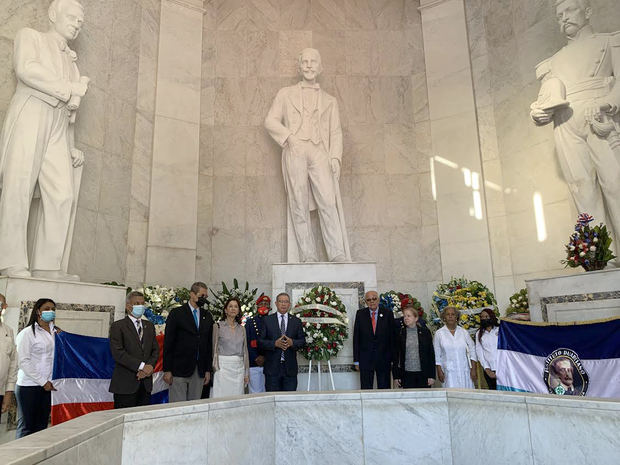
(108, 291, 159, 409)
(163, 282, 214, 402)
(0, 294, 17, 421)
(245, 294, 271, 393)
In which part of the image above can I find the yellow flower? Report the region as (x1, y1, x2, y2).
(460, 314, 468, 321)
(463, 323, 470, 329)
(474, 315, 480, 322)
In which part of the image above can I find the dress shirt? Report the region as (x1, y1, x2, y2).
(127, 314, 146, 371)
(16, 322, 56, 387)
(475, 326, 499, 371)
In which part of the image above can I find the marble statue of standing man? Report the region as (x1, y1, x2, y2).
(0, 0, 89, 280)
(530, 0, 620, 248)
(265, 48, 350, 262)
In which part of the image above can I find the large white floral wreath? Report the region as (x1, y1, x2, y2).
(291, 285, 349, 361)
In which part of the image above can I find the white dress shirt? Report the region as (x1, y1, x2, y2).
(16, 322, 56, 387)
(127, 314, 146, 371)
(475, 326, 499, 371)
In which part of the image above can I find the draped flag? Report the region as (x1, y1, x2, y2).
(51, 332, 168, 425)
(496, 317, 620, 398)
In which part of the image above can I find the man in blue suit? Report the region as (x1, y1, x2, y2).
(259, 293, 305, 391)
(353, 290, 395, 389)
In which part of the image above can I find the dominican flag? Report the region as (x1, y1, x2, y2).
(51, 332, 168, 425)
(496, 317, 620, 398)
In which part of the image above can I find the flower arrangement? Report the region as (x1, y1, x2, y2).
(429, 277, 497, 333)
(208, 279, 258, 323)
(138, 284, 189, 334)
(562, 213, 615, 271)
(397, 292, 426, 320)
(506, 288, 529, 315)
(379, 291, 401, 318)
(291, 285, 349, 361)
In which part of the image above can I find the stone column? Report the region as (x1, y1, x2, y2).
(419, 0, 494, 287)
(145, 0, 205, 286)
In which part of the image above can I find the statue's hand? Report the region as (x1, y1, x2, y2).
(330, 158, 341, 181)
(286, 134, 301, 155)
(530, 106, 554, 126)
(70, 78, 89, 98)
(71, 148, 84, 168)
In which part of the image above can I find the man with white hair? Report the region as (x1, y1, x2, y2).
(0, 0, 89, 279)
(265, 48, 349, 263)
(530, 0, 620, 248)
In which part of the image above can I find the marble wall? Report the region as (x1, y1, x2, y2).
(0, 0, 161, 285)
(464, 0, 620, 299)
(197, 0, 442, 303)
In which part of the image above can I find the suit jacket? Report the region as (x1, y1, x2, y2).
(258, 312, 305, 378)
(245, 315, 265, 367)
(264, 82, 343, 162)
(109, 316, 159, 395)
(163, 303, 214, 378)
(353, 307, 394, 372)
(392, 324, 436, 381)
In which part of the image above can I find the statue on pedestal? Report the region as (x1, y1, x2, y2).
(0, 0, 89, 280)
(264, 48, 351, 263)
(530, 0, 620, 250)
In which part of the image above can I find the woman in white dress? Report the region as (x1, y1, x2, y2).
(433, 306, 477, 388)
(475, 308, 499, 390)
(211, 298, 249, 398)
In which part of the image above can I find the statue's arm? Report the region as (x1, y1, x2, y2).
(602, 33, 620, 113)
(13, 28, 72, 103)
(264, 88, 292, 147)
(329, 98, 343, 163)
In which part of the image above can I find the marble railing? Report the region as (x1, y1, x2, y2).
(0, 390, 618, 465)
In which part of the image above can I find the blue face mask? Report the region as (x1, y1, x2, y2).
(131, 305, 146, 318)
(41, 310, 56, 322)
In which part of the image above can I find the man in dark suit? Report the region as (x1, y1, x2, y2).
(353, 290, 395, 389)
(163, 281, 214, 402)
(246, 294, 270, 393)
(259, 292, 305, 391)
(109, 291, 159, 408)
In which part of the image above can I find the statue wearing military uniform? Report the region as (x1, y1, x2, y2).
(530, 0, 620, 251)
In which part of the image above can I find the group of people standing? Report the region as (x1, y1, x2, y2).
(1, 285, 500, 440)
(354, 291, 500, 391)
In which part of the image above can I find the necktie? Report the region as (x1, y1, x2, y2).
(371, 311, 377, 333)
(136, 321, 143, 342)
(280, 315, 286, 335)
(193, 309, 199, 329)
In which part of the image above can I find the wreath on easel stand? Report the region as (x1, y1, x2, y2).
(291, 285, 349, 390)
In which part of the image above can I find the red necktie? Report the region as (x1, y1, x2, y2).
(371, 311, 376, 333)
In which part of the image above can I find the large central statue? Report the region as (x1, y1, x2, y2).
(530, 0, 620, 248)
(265, 48, 350, 263)
(0, 0, 89, 280)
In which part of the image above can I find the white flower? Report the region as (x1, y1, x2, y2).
(307, 336, 314, 343)
(241, 304, 247, 311)
(590, 246, 596, 252)
(317, 286, 322, 293)
(569, 245, 575, 251)
(316, 297, 321, 302)
(315, 323, 320, 328)
(330, 301, 336, 306)
(323, 337, 328, 341)
(511, 299, 516, 304)
(579, 251, 586, 257)
(305, 297, 311, 303)
(593, 237, 599, 243)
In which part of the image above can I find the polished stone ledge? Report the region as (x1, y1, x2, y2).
(0, 390, 618, 465)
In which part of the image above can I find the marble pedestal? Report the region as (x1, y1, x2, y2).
(526, 268, 620, 322)
(272, 262, 377, 390)
(0, 277, 126, 338)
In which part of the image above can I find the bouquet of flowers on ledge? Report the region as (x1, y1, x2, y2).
(138, 285, 190, 334)
(208, 279, 258, 323)
(505, 288, 530, 321)
(429, 277, 497, 334)
(562, 213, 615, 271)
(292, 285, 348, 361)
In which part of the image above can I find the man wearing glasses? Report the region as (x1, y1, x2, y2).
(353, 291, 395, 389)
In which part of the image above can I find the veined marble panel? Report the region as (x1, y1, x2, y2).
(362, 391, 452, 465)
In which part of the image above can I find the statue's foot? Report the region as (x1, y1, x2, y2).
(330, 254, 347, 262)
(0, 267, 32, 278)
(32, 270, 80, 282)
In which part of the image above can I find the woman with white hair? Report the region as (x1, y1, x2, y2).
(433, 306, 477, 388)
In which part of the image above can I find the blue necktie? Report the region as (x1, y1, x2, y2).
(193, 309, 199, 329)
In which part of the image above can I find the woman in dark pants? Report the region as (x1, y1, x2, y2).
(15, 298, 60, 438)
(393, 304, 436, 388)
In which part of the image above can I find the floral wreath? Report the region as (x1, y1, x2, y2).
(139, 284, 190, 334)
(379, 291, 402, 318)
(292, 285, 349, 361)
(208, 279, 258, 323)
(430, 277, 497, 334)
